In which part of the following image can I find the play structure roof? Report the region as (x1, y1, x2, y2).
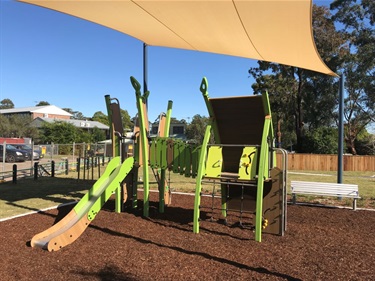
(19, 0, 336, 76)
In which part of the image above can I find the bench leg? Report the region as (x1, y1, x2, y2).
(292, 193, 296, 205)
(353, 198, 357, 211)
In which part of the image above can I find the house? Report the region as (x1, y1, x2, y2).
(0, 105, 109, 135)
(150, 121, 187, 140)
(0, 105, 72, 120)
(30, 117, 109, 132)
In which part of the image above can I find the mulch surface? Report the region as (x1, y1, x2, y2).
(1, 192, 374, 281)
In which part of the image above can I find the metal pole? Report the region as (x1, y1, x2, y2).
(337, 74, 344, 183)
(12, 164, 17, 184)
(143, 43, 148, 94)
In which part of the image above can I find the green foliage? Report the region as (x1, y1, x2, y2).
(248, 3, 374, 154)
(63, 108, 85, 120)
(120, 109, 132, 130)
(39, 121, 106, 148)
(40, 121, 78, 144)
(92, 109, 132, 131)
(249, 5, 346, 152)
(330, 0, 375, 155)
(0, 115, 12, 136)
(0, 99, 14, 109)
(355, 131, 375, 155)
(92, 111, 109, 126)
(35, 101, 50, 106)
(91, 127, 106, 142)
(0, 115, 39, 140)
(185, 114, 210, 144)
(300, 127, 339, 154)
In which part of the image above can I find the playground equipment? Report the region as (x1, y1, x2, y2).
(30, 75, 286, 251)
(125, 76, 287, 242)
(104, 95, 131, 213)
(192, 77, 287, 242)
(104, 77, 175, 216)
(129, 76, 177, 215)
(30, 156, 134, 251)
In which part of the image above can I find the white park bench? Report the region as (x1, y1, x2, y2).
(291, 181, 360, 210)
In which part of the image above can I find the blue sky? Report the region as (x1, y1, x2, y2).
(1, 0, 331, 122)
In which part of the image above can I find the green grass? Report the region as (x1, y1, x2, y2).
(287, 170, 375, 208)
(0, 166, 374, 220)
(143, 168, 375, 209)
(0, 177, 93, 220)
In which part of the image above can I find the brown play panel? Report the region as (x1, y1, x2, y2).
(206, 95, 284, 236)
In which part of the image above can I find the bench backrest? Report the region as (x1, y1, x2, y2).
(291, 181, 359, 198)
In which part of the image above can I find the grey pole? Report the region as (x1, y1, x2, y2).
(337, 74, 344, 183)
(143, 43, 148, 96)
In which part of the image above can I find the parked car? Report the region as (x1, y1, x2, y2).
(11, 144, 43, 160)
(0, 144, 28, 162)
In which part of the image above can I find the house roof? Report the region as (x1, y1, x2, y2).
(33, 117, 109, 130)
(0, 105, 72, 117)
(19, 0, 336, 76)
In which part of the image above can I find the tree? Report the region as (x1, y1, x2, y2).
(120, 109, 132, 131)
(63, 108, 86, 120)
(0, 114, 39, 141)
(355, 130, 375, 155)
(248, 5, 347, 152)
(300, 127, 339, 154)
(36, 101, 50, 106)
(7, 115, 35, 138)
(0, 115, 11, 136)
(93, 109, 132, 132)
(92, 111, 109, 126)
(90, 127, 106, 143)
(0, 99, 14, 109)
(185, 114, 210, 144)
(40, 121, 78, 144)
(330, 0, 375, 154)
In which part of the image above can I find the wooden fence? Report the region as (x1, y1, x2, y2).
(275, 153, 375, 172)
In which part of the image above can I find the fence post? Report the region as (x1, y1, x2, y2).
(65, 159, 69, 175)
(51, 161, 55, 177)
(72, 142, 75, 167)
(83, 152, 86, 180)
(86, 157, 90, 180)
(91, 157, 94, 180)
(98, 156, 101, 177)
(12, 164, 17, 184)
(77, 158, 81, 180)
(34, 162, 38, 180)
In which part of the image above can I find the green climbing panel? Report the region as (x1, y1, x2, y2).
(205, 146, 223, 178)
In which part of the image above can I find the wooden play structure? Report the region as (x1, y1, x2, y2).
(124, 76, 287, 242)
(104, 77, 175, 216)
(192, 77, 287, 242)
(30, 76, 287, 251)
(20, 0, 341, 251)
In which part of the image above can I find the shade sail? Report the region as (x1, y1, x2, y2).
(18, 0, 336, 76)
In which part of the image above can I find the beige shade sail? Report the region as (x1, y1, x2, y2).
(18, 0, 337, 76)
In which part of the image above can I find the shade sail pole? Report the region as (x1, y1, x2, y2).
(337, 74, 344, 183)
(143, 43, 148, 108)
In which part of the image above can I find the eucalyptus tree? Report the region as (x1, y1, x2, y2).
(330, 0, 375, 154)
(92, 111, 109, 126)
(248, 5, 346, 152)
(0, 98, 14, 109)
(185, 114, 210, 144)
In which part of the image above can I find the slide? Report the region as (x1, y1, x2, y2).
(31, 156, 134, 252)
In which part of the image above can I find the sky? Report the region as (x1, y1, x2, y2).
(1, 0, 332, 123)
